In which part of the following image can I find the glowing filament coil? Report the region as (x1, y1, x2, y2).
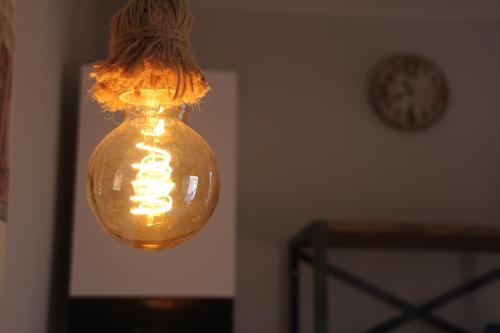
(130, 143, 175, 217)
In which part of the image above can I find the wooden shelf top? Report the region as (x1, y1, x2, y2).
(295, 221, 500, 252)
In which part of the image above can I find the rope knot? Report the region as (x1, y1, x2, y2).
(91, 0, 209, 111)
(112, 28, 189, 52)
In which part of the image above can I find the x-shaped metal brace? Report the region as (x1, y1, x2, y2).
(294, 251, 500, 333)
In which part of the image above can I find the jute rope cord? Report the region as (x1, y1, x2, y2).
(91, 0, 209, 111)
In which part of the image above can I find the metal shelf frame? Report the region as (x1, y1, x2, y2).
(289, 221, 500, 333)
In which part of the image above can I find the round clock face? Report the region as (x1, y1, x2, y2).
(370, 55, 448, 131)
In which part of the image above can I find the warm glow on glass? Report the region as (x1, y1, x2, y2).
(87, 90, 220, 250)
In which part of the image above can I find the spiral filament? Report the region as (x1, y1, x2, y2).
(131, 143, 175, 218)
(130, 115, 175, 222)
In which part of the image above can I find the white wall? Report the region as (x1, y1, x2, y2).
(191, 8, 500, 333)
(70, 68, 237, 298)
(0, 0, 76, 332)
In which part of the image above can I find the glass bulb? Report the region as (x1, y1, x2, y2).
(87, 91, 220, 250)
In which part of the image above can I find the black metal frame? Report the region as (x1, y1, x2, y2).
(289, 221, 500, 333)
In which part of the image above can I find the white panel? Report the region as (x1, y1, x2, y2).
(70, 67, 237, 298)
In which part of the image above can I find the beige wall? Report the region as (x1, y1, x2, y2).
(1, 1, 500, 333)
(0, 0, 76, 333)
(78, 3, 500, 331)
(192, 9, 500, 333)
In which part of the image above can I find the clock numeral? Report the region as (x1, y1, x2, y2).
(406, 105, 417, 127)
(404, 61, 418, 78)
(432, 99, 442, 112)
(432, 75, 442, 86)
(377, 83, 387, 98)
(421, 110, 429, 121)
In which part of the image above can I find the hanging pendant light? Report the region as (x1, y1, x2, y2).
(86, 0, 220, 251)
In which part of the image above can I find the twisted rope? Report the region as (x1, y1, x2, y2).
(91, 0, 209, 111)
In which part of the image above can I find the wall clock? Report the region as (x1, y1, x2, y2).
(370, 55, 448, 131)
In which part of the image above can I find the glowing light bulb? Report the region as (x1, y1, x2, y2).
(87, 90, 220, 250)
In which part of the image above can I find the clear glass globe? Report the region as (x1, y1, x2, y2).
(87, 103, 220, 250)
